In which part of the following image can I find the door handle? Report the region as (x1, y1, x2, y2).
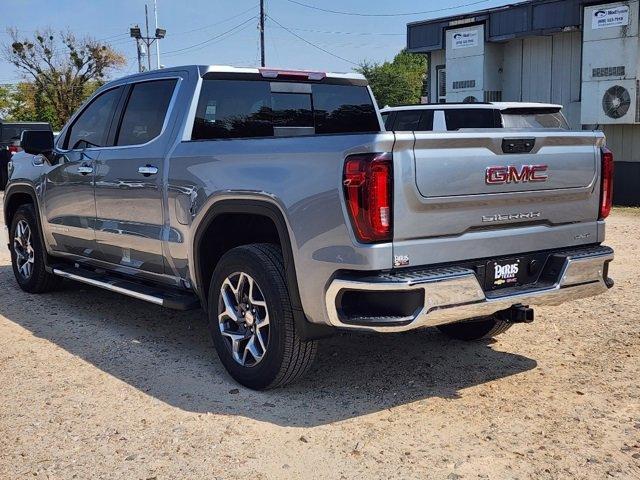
(138, 165, 158, 177)
(78, 164, 93, 175)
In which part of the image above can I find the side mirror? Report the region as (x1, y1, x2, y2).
(20, 130, 54, 155)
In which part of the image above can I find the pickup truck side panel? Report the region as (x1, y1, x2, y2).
(166, 133, 395, 324)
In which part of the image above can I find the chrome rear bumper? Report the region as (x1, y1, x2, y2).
(325, 246, 614, 333)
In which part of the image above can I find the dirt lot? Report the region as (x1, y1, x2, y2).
(0, 193, 638, 480)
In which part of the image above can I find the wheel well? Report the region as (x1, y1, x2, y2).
(4, 191, 35, 227)
(197, 212, 280, 302)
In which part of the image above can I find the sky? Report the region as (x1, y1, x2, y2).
(0, 0, 515, 84)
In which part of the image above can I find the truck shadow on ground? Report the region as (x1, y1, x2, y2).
(0, 266, 537, 427)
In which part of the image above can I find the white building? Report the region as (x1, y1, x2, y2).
(407, 0, 639, 205)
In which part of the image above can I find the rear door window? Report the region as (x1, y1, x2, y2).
(1, 124, 50, 143)
(383, 110, 434, 131)
(1, 126, 22, 142)
(418, 110, 434, 131)
(394, 111, 422, 130)
(191, 79, 380, 140)
(444, 108, 502, 131)
(116, 79, 177, 146)
(381, 112, 394, 130)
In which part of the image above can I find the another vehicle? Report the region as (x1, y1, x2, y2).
(3, 66, 614, 389)
(0, 121, 52, 190)
(380, 102, 570, 132)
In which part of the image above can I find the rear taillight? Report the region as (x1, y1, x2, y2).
(599, 147, 614, 219)
(343, 153, 393, 243)
(8, 145, 20, 155)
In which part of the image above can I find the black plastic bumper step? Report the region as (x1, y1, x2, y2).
(49, 264, 201, 311)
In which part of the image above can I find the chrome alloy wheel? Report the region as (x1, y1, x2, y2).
(218, 272, 270, 367)
(13, 220, 34, 280)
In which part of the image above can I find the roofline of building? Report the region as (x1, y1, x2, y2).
(406, 0, 534, 28)
(406, 0, 624, 53)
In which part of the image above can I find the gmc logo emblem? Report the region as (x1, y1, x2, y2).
(486, 165, 548, 184)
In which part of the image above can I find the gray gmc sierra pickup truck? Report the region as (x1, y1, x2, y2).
(3, 65, 615, 389)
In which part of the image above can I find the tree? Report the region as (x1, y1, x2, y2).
(0, 85, 11, 118)
(356, 50, 427, 107)
(1, 82, 56, 126)
(3, 28, 126, 129)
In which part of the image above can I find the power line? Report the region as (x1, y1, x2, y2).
(95, 33, 130, 43)
(272, 25, 404, 36)
(172, 5, 258, 36)
(283, 0, 492, 17)
(266, 15, 358, 66)
(162, 17, 258, 57)
(94, 5, 259, 51)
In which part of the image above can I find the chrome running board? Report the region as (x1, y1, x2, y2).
(52, 265, 200, 310)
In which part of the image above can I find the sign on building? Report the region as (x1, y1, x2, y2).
(592, 5, 630, 29)
(452, 30, 479, 49)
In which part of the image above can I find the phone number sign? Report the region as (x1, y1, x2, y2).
(592, 5, 630, 29)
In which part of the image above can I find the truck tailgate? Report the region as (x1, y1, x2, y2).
(392, 130, 605, 267)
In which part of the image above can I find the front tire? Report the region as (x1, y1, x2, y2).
(208, 243, 317, 390)
(437, 315, 512, 341)
(9, 204, 57, 293)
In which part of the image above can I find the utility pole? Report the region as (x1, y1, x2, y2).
(145, 5, 151, 71)
(259, 0, 265, 67)
(154, 0, 161, 68)
(130, 4, 166, 73)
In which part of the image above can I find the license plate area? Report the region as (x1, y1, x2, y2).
(484, 253, 547, 291)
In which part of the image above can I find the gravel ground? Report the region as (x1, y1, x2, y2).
(0, 192, 639, 479)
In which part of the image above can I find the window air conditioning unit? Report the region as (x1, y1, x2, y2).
(581, 1, 640, 124)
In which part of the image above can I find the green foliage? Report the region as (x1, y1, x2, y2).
(2, 82, 57, 126)
(0, 85, 11, 116)
(356, 50, 428, 107)
(2, 28, 126, 129)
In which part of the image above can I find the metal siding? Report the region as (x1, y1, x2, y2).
(502, 39, 523, 101)
(532, 0, 582, 30)
(603, 124, 640, 162)
(430, 50, 445, 102)
(484, 42, 504, 92)
(611, 161, 640, 205)
(489, 6, 530, 38)
(407, 21, 447, 51)
(550, 31, 583, 127)
(522, 36, 553, 102)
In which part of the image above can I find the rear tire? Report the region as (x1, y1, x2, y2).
(207, 243, 317, 390)
(9, 204, 57, 293)
(437, 315, 512, 341)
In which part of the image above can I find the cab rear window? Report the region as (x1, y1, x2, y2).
(501, 110, 569, 129)
(444, 108, 502, 130)
(192, 79, 379, 140)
